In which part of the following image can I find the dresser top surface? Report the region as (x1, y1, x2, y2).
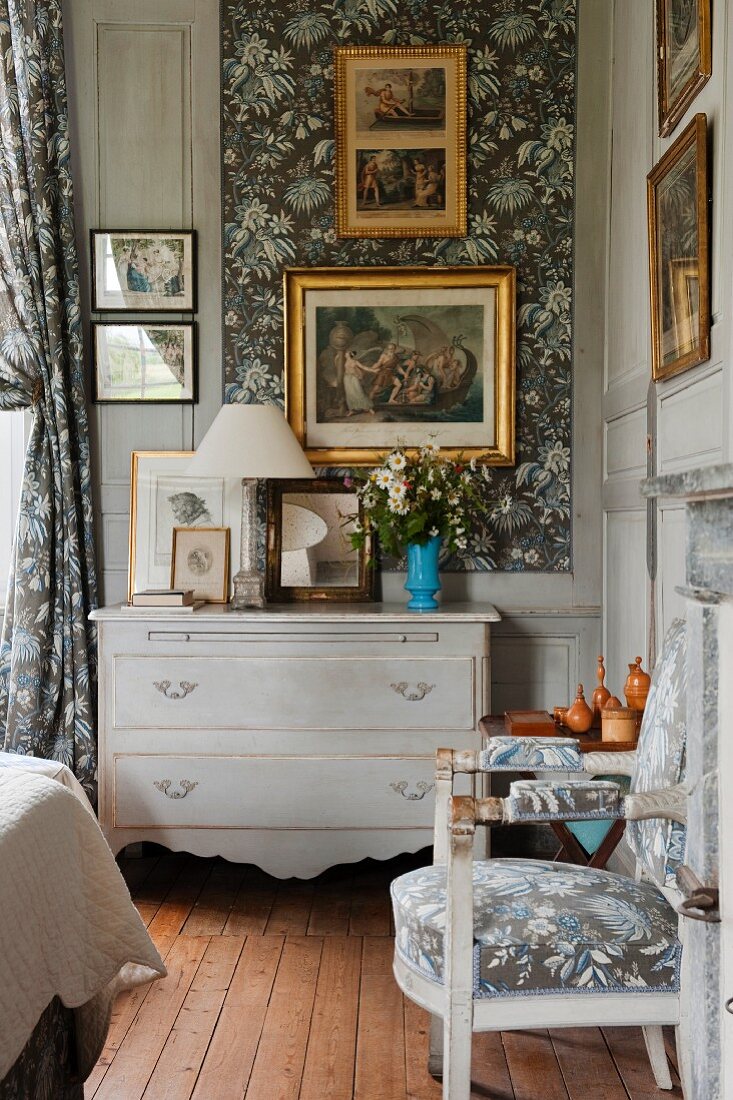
(90, 601, 501, 624)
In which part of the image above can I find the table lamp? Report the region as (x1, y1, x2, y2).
(186, 404, 314, 608)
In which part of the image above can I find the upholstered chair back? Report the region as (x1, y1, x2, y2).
(626, 618, 687, 890)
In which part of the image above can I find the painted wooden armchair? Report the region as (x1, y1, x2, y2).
(391, 619, 688, 1099)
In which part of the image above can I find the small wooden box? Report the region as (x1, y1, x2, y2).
(504, 710, 557, 736)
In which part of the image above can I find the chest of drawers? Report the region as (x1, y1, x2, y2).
(91, 602, 499, 878)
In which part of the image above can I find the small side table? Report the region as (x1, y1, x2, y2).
(479, 716, 631, 868)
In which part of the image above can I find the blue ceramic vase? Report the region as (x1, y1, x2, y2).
(404, 535, 442, 611)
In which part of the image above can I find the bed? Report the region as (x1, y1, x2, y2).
(0, 753, 165, 1097)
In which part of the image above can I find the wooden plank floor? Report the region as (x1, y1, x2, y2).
(86, 848, 684, 1100)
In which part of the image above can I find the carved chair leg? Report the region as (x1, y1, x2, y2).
(642, 1025, 673, 1090)
(428, 1013, 444, 1079)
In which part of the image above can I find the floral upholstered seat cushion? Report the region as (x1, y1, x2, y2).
(506, 778, 622, 821)
(627, 618, 687, 889)
(391, 858, 680, 998)
(480, 735, 583, 771)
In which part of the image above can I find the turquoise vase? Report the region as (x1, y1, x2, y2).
(404, 535, 442, 611)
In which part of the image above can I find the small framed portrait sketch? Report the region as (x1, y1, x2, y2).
(92, 322, 196, 404)
(647, 113, 710, 382)
(91, 230, 196, 312)
(284, 265, 516, 466)
(128, 451, 241, 601)
(171, 527, 230, 603)
(266, 479, 374, 602)
(334, 45, 467, 238)
(656, 0, 711, 136)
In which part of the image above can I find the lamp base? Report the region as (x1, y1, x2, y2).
(230, 569, 266, 609)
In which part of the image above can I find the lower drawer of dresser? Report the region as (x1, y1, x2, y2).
(112, 754, 437, 830)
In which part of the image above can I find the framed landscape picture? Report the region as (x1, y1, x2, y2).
(92, 322, 196, 404)
(128, 451, 241, 601)
(91, 230, 196, 312)
(334, 46, 466, 238)
(647, 113, 709, 382)
(656, 0, 711, 137)
(265, 478, 374, 602)
(283, 266, 516, 466)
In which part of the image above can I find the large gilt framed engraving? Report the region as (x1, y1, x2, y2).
(656, 0, 711, 137)
(284, 266, 516, 466)
(647, 113, 709, 383)
(334, 46, 466, 238)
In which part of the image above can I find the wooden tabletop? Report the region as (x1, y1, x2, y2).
(478, 716, 637, 753)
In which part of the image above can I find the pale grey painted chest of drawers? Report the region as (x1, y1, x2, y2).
(91, 602, 499, 878)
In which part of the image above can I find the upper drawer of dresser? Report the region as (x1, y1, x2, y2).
(113, 656, 475, 731)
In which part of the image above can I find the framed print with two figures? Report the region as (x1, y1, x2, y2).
(334, 46, 466, 238)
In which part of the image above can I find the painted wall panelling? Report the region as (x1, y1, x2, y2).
(64, 0, 222, 605)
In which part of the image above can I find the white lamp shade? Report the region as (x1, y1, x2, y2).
(186, 404, 315, 479)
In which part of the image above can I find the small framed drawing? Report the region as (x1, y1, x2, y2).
(92, 322, 196, 404)
(172, 527, 230, 603)
(334, 45, 467, 238)
(90, 230, 196, 312)
(128, 451, 241, 601)
(284, 265, 516, 466)
(647, 113, 709, 382)
(266, 479, 374, 602)
(656, 0, 711, 137)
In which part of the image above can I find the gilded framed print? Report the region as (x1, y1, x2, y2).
(92, 322, 196, 404)
(266, 479, 374, 602)
(171, 527, 230, 603)
(90, 230, 196, 312)
(284, 266, 516, 466)
(128, 451, 241, 601)
(647, 113, 709, 383)
(334, 46, 466, 238)
(656, 0, 711, 137)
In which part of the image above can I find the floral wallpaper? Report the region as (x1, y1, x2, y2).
(221, 0, 576, 572)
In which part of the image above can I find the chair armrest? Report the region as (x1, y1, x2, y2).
(583, 750, 637, 777)
(480, 735, 583, 771)
(505, 778, 622, 823)
(621, 783, 687, 824)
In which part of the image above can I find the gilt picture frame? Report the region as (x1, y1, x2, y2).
(284, 265, 516, 466)
(334, 45, 467, 238)
(656, 0, 711, 137)
(90, 230, 196, 312)
(647, 113, 710, 383)
(266, 478, 374, 602)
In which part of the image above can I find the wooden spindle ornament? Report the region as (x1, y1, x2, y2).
(591, 655, 611, 728)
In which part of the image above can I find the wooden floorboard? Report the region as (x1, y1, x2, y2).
(90, 850, 677, 1100)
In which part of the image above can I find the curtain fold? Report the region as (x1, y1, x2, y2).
(0, 0, 98, 797)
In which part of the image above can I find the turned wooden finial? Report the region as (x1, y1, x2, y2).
(591, 656, 611, 728)
(566, 682, 594, 734)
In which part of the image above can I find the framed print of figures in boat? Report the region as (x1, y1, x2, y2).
(283, 266, 516, 466)
(656, 0, 711, 137)
(334, 46, 467, 238)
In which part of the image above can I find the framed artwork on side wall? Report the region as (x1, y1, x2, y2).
(656, 0, 711, 137)
(334, 45, 467, 238)
(647, 113, 710, 383)
(92, 322, 196, 404)
(91, 230, 197, 312)
(284, 265, 516, 466)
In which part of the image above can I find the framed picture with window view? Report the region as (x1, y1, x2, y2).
(92, 322, 197, 404)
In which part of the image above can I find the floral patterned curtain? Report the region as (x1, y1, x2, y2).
(0, 0, 98, 797)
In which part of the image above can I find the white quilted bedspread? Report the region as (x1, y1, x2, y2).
(0, 769, 166, 1080)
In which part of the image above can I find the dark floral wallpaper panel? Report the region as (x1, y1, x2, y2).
(221, 0, 576, 572)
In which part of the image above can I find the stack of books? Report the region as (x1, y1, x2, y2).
(125, 589, 205, 612)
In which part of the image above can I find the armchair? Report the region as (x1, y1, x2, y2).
(391, 618, 688, 1099)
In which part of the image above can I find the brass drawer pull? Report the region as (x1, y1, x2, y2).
(391, 681, 435, 702)
(153, 779, 198, 799)
(153, 680, 198, 700)
(390, 780, 434, 801)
